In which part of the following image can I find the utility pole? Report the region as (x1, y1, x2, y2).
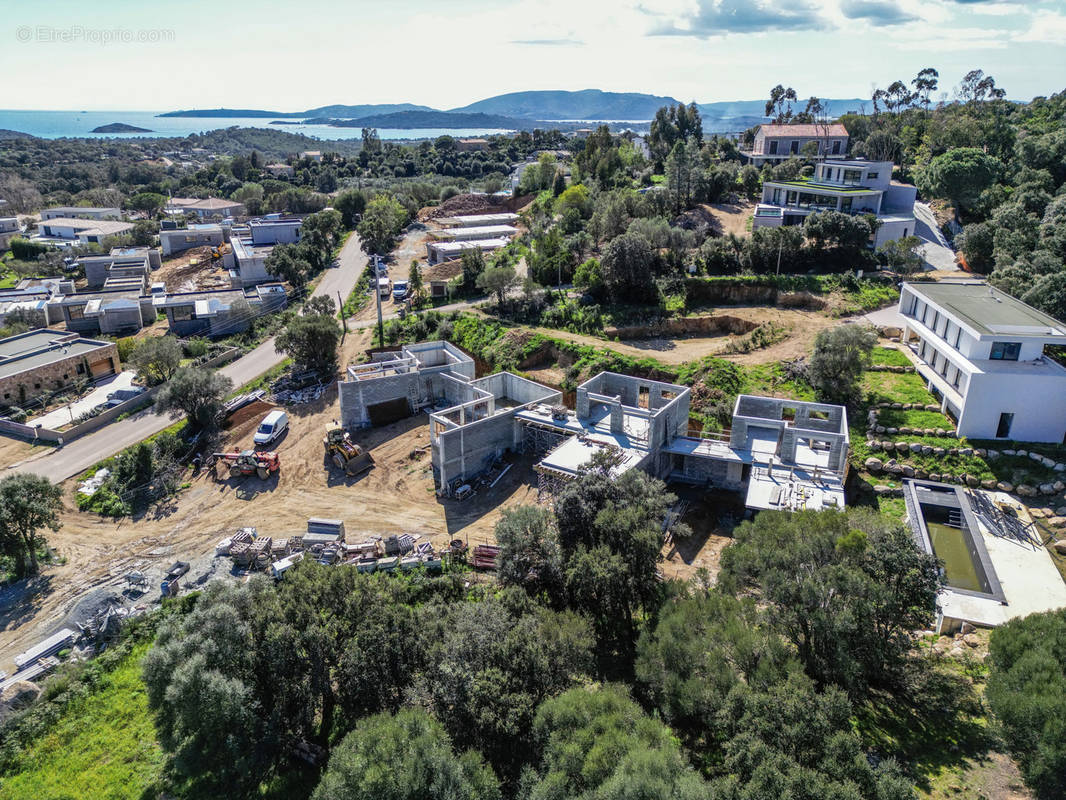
(373, 254, 384, 348)
(776, 234, 784, 276)
(337, 291, 346, 340)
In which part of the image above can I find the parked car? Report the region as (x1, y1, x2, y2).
(253, 409, 289, 445)
(392, 280, 409, 301)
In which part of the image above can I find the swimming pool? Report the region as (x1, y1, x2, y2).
(925, 521, 985, 593)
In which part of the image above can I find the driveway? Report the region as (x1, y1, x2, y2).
(28, 371, 140, 430)
(913, 201, 958, 272)
(4, 233, 368, 484)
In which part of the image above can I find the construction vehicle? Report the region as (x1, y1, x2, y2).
(209, 449, 281, 480)
(323, 423, 374, 475)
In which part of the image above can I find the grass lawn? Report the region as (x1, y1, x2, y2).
(0, 644, 164, 800)
(743, 362, 815, 401)
(875, 408, 954, 431)
(863, 371, 937, 406)
(871, 347, 912, 367)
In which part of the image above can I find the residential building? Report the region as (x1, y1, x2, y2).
(78, 247, 160, 290)
(51, 289, 156, 336)
(898, 280, 1066, 443)
(435, 213, 519, 228)
(264, 163, 294, 177)
(425, 237, 511, 265)
(36, 217, 134, 245)
(159, 224, 225, 257)
(0, 217, 20, 249)
(161, 283, 286, 337)
(752, 158, 917, 248)
(0, 328, 119, 407)
(166, 197, 245, 220)
(247, 217, 302, 245)
(741, 123, 849, 166)
(431, 225, 518, 242)
(456, 138, 490, 152)
(40, 206, 121, 221)
(300, 150, 323, 162)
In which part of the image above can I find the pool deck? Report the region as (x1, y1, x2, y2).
(939, 492, 1066, 627)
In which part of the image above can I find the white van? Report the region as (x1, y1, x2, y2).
(253, 409, 288, 445)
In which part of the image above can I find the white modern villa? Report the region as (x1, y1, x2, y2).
(752, 158, 917, 248)
(898, 281, 1066, 443)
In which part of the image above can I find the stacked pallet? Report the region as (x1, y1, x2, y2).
(472, 544, 499, 570)
(307, 518, 345, 541)
(230, 542, 251, 566)
(271, 538, 289, 557)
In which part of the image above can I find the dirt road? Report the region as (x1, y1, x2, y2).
(0, 385, 537, 674)
(3, 234, 369, 484)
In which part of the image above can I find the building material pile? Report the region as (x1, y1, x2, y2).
(472, 544, 500, 571)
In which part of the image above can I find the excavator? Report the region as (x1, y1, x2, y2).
(323, 423, 374, 476)
(209, 449, 281, 480)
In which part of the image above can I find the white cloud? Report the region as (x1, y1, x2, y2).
(1015, 9, 1066, 41)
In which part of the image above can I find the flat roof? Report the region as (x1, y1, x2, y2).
(745, 464, 844, 511)
(538, 435, 647, 478)
(39, 218, 134, 235)
(906, 281, 1066, 338)
(0, 337, 112, 380)
(764, 179, 880, 195)
(0, 329, 73, 358)
(428, 238, 511, 252)
(435, 225, 518, 239)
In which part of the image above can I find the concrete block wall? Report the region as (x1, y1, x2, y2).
(434, 412, 515, 491)
(339, 370, 421, 428)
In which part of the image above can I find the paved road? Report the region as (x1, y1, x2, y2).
(913, 202, 958, 272)
(5, 234, 368, 483)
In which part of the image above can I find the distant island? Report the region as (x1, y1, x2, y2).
(91, 122, 153, 133)
(0, 128, 36, 140)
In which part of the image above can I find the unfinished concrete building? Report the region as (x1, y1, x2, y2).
(337, 349, 850, 506)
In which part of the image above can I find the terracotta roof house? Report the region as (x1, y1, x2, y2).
(742, 123, 849, 166)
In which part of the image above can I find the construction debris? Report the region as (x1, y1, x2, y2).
(472, 544, 500, 571)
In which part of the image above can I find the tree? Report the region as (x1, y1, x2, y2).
(335, 188, 369, 229)
(357, 195, 408, 256)
(475, 265, 518, 306)
(460, 248, 486, 293)
(311, 710, 500, 800)
(808, 324, 876, 407)
(912, 67, 939, 111)
(127, 191, 166, 215)
(765, 84, 799, 122)
(957, 69, 1005, 109)
(917, 147, 1002, 212)
(740, 163, 761, 199)
(524, 684, 709, 800)
(1023, 272, 1066, 322)
(878, 235, 924, 274)
(0, 473, 62, 577)
(155, 366, 233, 432)
(407, 259, 424, 302)
(128, 335, 182, 386)
(265, 241, 313, 293)
(130, 219, 158, 247)
(495, 505, 563, 601)
(720, 509, 938, 693)
(987, 609, 1066, 800)
(957, 220, 996, 274)
(803, 210, 874, 254)
(276, 308, 342, 376)
(599, 231, 655, 303)
(664, 139, 694, 214)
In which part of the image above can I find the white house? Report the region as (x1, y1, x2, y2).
(899, 281, 1066, 443)
(752, 159, 917, 248)
(36, 217, 134, 244)
(0, 217, 20, 249)
(159, 223, 225, 257)
(742, 123, 849, 166)
(40, 206, 121, 221)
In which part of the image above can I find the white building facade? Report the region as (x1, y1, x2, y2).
(752, 159, 917, 249)
(899, 281, 1066, 444)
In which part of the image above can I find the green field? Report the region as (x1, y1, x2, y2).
(870, 346, 913, 367)
(863, 370, 937, 406)
(875, 407, 954, 431)
(0, 644, 164, 800)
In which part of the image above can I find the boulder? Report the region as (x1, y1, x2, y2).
(886, 427, 898, 435)
(902, 465, 915, 478)
(876, 425, 886, 434)
(1054, 481, 1065, 493)
(929, 473, 941, 482)
(1041, 483, 1058, 496)
(945, 430, 957, 438)
(1017, 484, 1038, 497)
(1003, 449, 1017, 456)
(1055, 463, 1066, 472)
(864, 457, 884, 473)
(1056, 507, 1066, 517)
(961, 622, 975, 635)
(1047, 517, 1066, 529)
(916, 469, 929, 479)
(921, 445, 933, 456)
(933, 447, 946, 456)
(892, 403, 903, 410)
(885, 464, 904, 475)
(965, 475, 980, 488)
(974, 449, 987, 458)
(925, 404, 940, 412)
(1054, 540, 1066, 555)
(949, 448, 958, 456)
(899, 426, 912, 435)
(873, 485, 895, 495)
(981, 479, 998, 490)
(959, 448, 973, 457)
(997, 481, 1014, 493)
(935, 428, 946, 437)
(1042, 456, 1057, 469)
(963, 633, 982, 648)
(910, 442, 923, 453)
(924, 428, 937, 436)
(1017, 449, 1029, 458)
(868, 441, 882, 451)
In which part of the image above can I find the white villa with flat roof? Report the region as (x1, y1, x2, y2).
(899, 281, 1066, 443)
(752, 159, 917, 248)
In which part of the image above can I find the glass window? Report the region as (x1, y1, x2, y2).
(953, 326, 962, 348)
(768, 140, 778, 155)
(867, 171, 879, 180)
(931, 311, 939, 332)
(989, 341, 1021, 360)
(996, 412, 1013, 438)
(170, 305, 195, 322)
(832, 141, 841, 155)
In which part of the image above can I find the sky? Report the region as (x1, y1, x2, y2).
(2, 0, 1064, 111)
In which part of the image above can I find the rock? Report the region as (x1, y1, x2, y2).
(1029, 451, 1045, 463)
(1055, 463, 1066, 472)
(981, 479, 998, 490)
(924, 428, 937, 436)
(885, 464, 904, 475)
(961, 622, 975, 635)
(933, 447, 946, 456)
(910, 442, 923, 453)
(1043, 456, 1057, 469)
(963, 633, 982, 648)
(875, 425, 886, 434)
(945, 430, 957, 438)
(864, 457, 884, 472)
(899, 426, 911, 435)
(921, 445, 933, 455)
(916, 469, 929, 479)
(1056, 507, 1066, 517)
(1030, 507, 1046, 518)
(935, 428, 946, 437)
(1054, 481, 1065, 493)
(1018, 484, 1038, 497)
(873, 485, 894, 495)
(886, 427, 898, 435)
(948, 646, 967, 659)
(965, 475, 980, 488)
(1041, 483, 1058, 496)
(974, 448, 987, 458)
(925, 404, 940, 412)
(959, 448, 973, 457)
(902, 465, 915, 478)
(1017, 449, 1028, 458)
(949, 448, 958, 456)
(868, 441, 882, 451)
(892, 403, 903, 410)
(1054, 540, 1066, 555)
(929, 473, 941, 482)
(997, 481, 1014, 492)
(1048, 517, 1066, 529)
(987, 449, 1000, 459)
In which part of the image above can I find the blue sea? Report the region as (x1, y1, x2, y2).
(0, 109, 513, 141)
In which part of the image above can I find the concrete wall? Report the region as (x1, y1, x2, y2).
(160, 227, 224, 257)
(956, 370, 1066, 443)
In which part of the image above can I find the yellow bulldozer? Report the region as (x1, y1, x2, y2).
(323, 423, 374, 476)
